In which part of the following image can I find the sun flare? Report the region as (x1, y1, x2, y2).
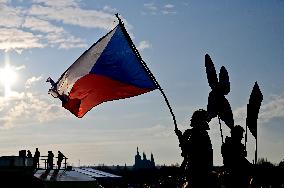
(0, 64, 17, 97)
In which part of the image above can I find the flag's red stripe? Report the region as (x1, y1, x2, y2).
(63, 74, 154, 117)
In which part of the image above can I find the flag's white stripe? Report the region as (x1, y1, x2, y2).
(57, 27, 117, 96)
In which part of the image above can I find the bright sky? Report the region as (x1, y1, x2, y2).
(0, 0, 284, 167)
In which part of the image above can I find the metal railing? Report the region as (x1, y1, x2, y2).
(38, 156, 68, 170)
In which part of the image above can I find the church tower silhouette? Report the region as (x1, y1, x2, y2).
(134, 147, 155, 169)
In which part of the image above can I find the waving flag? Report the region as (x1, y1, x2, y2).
(47, 17, 157, 118)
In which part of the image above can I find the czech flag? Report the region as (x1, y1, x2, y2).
(48, 19, 158, 118)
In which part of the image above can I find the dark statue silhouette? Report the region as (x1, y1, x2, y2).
(221, 125, 252, 187)
(176, 54, 263, 188)
(176, 109, 213, 187)
(205, 54, 234, 129)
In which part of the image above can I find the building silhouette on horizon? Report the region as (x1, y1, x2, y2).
(133, 147, 155, 169)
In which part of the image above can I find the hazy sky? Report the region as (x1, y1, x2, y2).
(0, 0, 283, 167)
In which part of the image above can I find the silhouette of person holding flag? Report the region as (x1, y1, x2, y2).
(176, 109, 213, 188)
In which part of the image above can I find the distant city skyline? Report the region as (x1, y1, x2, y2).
(0, 0, 284, 166)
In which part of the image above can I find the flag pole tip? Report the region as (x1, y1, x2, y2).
(115, 13, 123, 25)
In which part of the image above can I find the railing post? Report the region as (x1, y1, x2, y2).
(64, 157, 67, 169)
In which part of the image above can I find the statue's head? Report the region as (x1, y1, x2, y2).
(190, 109, 210, 130)
(231, 125, 244, 140)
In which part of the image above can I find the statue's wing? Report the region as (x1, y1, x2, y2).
(207, 90, 218, 121)
(205, 54, 218, 90)
(246, 82, 263, 138)
(218, 96, 234, 129)
(219, 66, 230, 95)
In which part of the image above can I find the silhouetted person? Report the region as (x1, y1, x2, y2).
(57, 151, 64, 170)
(47, 151, 54, 169)
(176, 128, 192, 176)
(221, 125, 251, 188)
(176, 109, 213, 188)
(34, 148, 40, 169)
(27, 150, 32, 158)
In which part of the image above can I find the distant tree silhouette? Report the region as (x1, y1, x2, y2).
(279, 160, 284, 168)
(257, 158, 274, 168)
(252, 158, 284, 188)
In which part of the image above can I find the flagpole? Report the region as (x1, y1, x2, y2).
(245, 106, 248, 150)
(245, 123, 247, 151)
(255, 132, 257, 164)
(218, 116, 224, 144)
(115, 14, 178, 131)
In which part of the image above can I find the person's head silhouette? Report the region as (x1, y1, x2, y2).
(231, 125, 244, 141)
(190, 109, 210, 130)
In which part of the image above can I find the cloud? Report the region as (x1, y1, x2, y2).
(32, 0, 80, 8)
(147, 124, 173, 138)
(137, 40, 151, 51)
(25, 75, 43, 89)
(28, 4, 116, 30)
(164, 4, 174, 9)
(0, 1, 119, 52)
(0, 4, 23, 28)
(0, 0, 9, 4)
(23, 16, 64, 33)
(258, 95, 284, 124)
(22, 16, 88, 49)
(0, 4, 85, 51)
(0, 91, 68, 129)
(22, 7, 87, 49)
(15, 65, 26, 71)
(143, 3, 158, 15)
(0, 28, 44, 52)
(233, 105, 247, 126)
(143, 3, 177, 15)
(144, 3, 158, 11)
(0, 74, 69, 129)
(103, 5, 117, 14)
(233, 94, 284, 126)
(162, 4, 177, 15)
(162, 10, 177, 15)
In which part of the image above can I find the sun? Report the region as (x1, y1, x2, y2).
(0, 64, 17, 97)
